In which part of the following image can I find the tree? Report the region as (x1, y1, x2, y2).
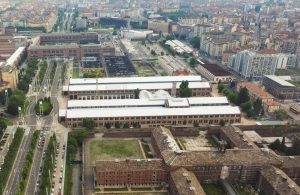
(240, 101, 252, 112)
(193, 121, 199, 127)
(219, 120, 226, 127)
(190, 37, 200, 49)
(112, 30, 117, 35)
(269, 139, 281, 151)
(287, 139, 300, 155)
(151, 49, 157, 56)
(115, 122, 120, 128)
(217, 83, 225, 93)
(160, 51, 164, 56)
(165, 34, 175, 41)
(123, 122, 130, 128)
(82, 118, 96, 130)
(189, 57, 198, 68)
(253, 98, 263, 117)
(179, 81, 192, 97)
(134, 88, 140, 99)
(7, 90, 26, 115)
(237, 87, 250, 105)
(274, 109, 288, 121)
(105, 123, 111, 129)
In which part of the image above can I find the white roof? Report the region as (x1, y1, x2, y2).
(167, 98, 189, 107)
(67, 99, 165, 108)
(64, 105, 241, 118)
(6, 47, 25, 67)
(59, 109, 67, 117)
(188, 96, 228, 105)
(67, 96, 229, 109)
(265, 75, 295, 87)
(66, 82, 210, 92)
(139, 90, 171, 99)
(69, 75, 202, 85)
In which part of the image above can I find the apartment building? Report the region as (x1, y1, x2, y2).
(200, 31, 243, 61)
(148, 19, 169, 34)
(228, 50, 275, 80)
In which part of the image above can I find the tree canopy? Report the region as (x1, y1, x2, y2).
(82, 118, 96, 130)
(179, 80, 192, 97)
(190, 37, 200, 49)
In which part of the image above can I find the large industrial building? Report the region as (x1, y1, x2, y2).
(58, 96, 241, 128)
(62, 76, 211, 100)
(28, 32, 115, 60)
(263, 75, 300, 99)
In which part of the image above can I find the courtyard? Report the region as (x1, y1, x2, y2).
(89, 139, 144, 164)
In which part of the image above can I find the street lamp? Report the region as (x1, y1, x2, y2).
(18, 106, 22, 126)
(39, 101, 43, 116)
(4, 89, 8, 106)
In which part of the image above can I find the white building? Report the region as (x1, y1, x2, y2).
(228, 50, 297, 80)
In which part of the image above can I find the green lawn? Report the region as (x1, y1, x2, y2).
(35, 99, 53, 116)
(203, 184, 226, 195)
(89, 140, 143, 163)
(0, 117, 13, 126)
(275, 68, 300, 76)
(288, 80, 300, 87)
(72, 67, 80, 78)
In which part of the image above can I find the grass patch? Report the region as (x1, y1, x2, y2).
(0, 117, 13, 126)
(104, 188, 128, 191)
(203, 183, 226, 195)
(89, 140, 143, 162)
(141, 140, 153, 158)
(35, 97, 53, 116)
(234, 185, 256, 195)
(131, 187, 152, 191)
(64, 130, 88, 195)
(72, 67, 80, 78)
(206, 136, 218, 147)
(287, 80, 300, 87)
(275, 68, 300, 76)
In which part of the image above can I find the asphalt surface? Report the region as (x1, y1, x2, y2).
(3, 60, 52, 195)
(25, 60, 62, 195)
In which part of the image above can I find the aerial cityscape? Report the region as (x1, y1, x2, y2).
(0, 0, 300, 195)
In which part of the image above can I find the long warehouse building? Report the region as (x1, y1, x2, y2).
(62, 76, 211, 100)
(59, 96, 241, 128)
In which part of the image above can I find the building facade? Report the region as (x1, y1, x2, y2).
(62, 76, 211, 100)
(228, 50, 297, 80)
(59, 97, 241, 128)
(263, 75, 300, 100)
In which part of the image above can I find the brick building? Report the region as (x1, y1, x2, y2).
(59, 96, 241, 128)
(62, 76, 211, 100)
(94, 126, 300, 194)
(27, 32, 115, 60)
(95, 159, 168, 186)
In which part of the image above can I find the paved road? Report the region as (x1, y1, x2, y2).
(83, 140, 94, 195)
(72, 151, 83, 195)
(3, 60, 53, 195)
(26, 60, 62, 195)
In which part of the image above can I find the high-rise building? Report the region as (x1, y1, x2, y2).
(228, 50, 297, 80)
